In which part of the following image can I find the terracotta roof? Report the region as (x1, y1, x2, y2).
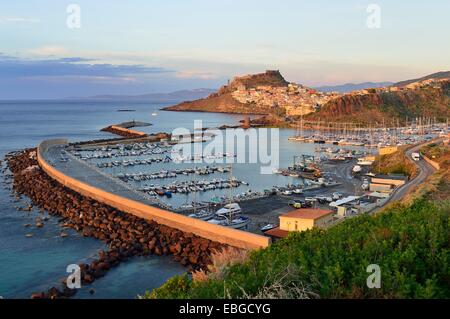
(281, 209, 333, 220)
(264, 227, 289, 238)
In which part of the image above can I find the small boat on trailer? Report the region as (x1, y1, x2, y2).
(260, 223, 277, 232)
(188, 210, 215, 221)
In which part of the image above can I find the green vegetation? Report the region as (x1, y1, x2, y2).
(144, 143, 450, 300)
(308, 81, 450, 125)
(421, 143, 450, 168)
(146, 198, 450, 299)
(372, 147, 417, 178)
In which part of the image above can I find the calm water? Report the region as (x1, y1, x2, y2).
(0, 100, 248, 299)
(0, 100, 322, 299)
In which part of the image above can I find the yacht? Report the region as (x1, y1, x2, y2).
(215, 203, 242, 218)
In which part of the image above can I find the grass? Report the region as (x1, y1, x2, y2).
(372, 146, 417, 178)
(421, 142, 450, 168)
(145, 198, 450, 299)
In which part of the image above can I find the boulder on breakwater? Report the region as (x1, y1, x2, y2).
(5, 148, 226, 299)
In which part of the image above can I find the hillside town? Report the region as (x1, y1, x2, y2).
(219, 70, 450, 118)
(350, 77, 450, 95)
(231, 78, 341, 116)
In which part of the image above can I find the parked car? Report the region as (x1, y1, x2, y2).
(332, 192, 342, 200)
(305, 197, 318, 203)
(314, 195, 328, 204)
(288, 200, 311, 208)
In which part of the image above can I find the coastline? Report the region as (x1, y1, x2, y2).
(5, 148, 226, 299)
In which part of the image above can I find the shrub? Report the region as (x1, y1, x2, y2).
(147, 199, 450, 299)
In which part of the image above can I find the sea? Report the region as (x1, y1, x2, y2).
(0, 99, 321, 299)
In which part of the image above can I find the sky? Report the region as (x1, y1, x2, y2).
(0, 0, 449, 99)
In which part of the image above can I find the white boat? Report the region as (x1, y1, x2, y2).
(357, 160, 374, 166)
(208, 216, 250, 229)
(332, 192, 342, 200)
(215, 203, 242, 218)
(352, 165, 362, 174)
(260, 224, 277, 232)
(189, 210, 215, 221)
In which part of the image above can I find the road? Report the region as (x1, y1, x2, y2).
(374, 140, 439, 210)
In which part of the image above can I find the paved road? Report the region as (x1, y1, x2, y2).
(374, 140, 439, 210)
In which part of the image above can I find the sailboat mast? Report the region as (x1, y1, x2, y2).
(192, 169, 196, 214)
(229, 164, 232, 207)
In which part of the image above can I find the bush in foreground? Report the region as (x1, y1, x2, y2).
(144, 199, 449, 299)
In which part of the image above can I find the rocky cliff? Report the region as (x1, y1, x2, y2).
(307, 80, 450, 124)
(162, 70, 289, 114)
(163, 70, 450, 125)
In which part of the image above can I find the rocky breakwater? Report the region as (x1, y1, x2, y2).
(5, 148, 226, 299)
(101, 125, 148, 138)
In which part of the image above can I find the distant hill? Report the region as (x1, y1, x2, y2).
(315, 82, 393, 93)
(162, 70, 449, 125)
(308, 71, 450, 125)
(394, 71, 450, 87)
(67, 88, 216, 102)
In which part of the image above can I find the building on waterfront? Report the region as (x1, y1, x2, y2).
(369, 183, 394, 193)
(264, 209, 334, 239)
(329, 196, 361, 217)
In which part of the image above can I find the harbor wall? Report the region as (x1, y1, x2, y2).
(422, 155, 441, 170)
(109, 125, 147, 137)
(37, 140, 270, 250)
(101, 125, 148, 138)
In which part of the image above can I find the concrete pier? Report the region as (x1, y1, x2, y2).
(38, 139, 270, 250)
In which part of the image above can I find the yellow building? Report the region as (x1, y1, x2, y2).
(371, 174, 407, 187)
(265, 209, 334, 238)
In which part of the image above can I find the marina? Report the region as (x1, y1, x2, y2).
(34, 118, 450, 238)
(288, 120, 448, 147)
(51, 130, 366, 237)
(2, 100, 448, 299)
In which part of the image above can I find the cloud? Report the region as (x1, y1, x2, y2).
(21, 75, 138, 85)
(29, 45, 68, 56)
(175, 71, 218, 80)
(0, 54, 173, 79)
(0, 16, 40, 24)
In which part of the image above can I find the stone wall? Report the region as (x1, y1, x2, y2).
(38, 140, 270, 250)
(422, 155, 441, 170)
